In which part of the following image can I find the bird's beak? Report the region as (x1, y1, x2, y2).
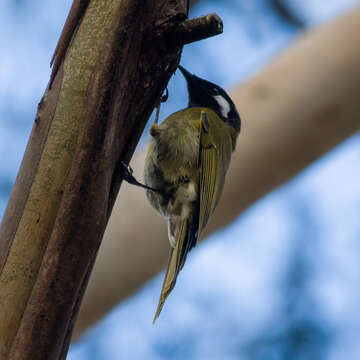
(178, 65, 193, 82)
(178, 65, 201, 108)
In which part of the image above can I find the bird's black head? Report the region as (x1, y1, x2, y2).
(178, 65, 241, 132)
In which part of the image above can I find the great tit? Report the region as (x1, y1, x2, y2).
(122, 65, 241, 322)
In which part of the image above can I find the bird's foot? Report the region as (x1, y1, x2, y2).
(154, 88, 169, 124)
(121, 161, 163, 194)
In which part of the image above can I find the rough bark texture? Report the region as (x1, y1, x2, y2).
(73, 6, 360, 338)
(50, 0, 90, 86)
(0, 0, 223, 359)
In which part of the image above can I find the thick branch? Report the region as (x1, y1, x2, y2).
(50, 0, 90, 86)
(73, 6, 360, 338)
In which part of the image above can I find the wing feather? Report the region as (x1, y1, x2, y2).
(153, 109, 234, 322)
(198, 110, 233, 234)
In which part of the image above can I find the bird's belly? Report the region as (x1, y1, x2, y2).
(144, 115, 200, 219)
(145, 173, 198, 220)
(144, 151, 198, 220)
(170, 180, 197, 219)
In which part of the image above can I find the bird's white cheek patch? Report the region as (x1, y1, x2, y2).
(214, 95, 231, 118)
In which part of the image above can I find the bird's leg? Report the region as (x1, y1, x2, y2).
(121, 161, 163, 194)
(154, 88, 169, 124)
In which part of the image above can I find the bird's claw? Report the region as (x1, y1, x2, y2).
(160, 88, 169, 103)
(121, 161, 136, 184)
(154, 88, 169, 125)
(121, 161, 163, 194)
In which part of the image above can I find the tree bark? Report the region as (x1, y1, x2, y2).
(0, 1, 222, 359)
(73, 6, 360, 338)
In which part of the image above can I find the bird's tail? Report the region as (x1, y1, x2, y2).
(153, 216, 198, 323)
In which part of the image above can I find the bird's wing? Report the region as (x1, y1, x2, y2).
(198, 110, 233, 233)
(153, 110, 233, 322)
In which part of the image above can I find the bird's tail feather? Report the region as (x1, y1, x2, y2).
(153, 217, 193, 323)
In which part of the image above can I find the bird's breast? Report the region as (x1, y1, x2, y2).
(144, 109, 202, 218)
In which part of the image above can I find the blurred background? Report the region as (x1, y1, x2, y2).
(1, 0, 360, 359)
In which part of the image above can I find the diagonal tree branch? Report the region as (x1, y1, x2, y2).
(50, 0, 91, 86)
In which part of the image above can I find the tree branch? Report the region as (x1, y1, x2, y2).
(50, 0, 90, 86)
(173, 14, 223, 45)
(73, 6, 360, 338)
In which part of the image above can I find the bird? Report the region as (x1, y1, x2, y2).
(122, 65, 241, 322)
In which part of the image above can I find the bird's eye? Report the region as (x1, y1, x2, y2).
(212, 87, 219, 94)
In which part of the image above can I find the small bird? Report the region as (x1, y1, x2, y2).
(122, 65, 241, 322)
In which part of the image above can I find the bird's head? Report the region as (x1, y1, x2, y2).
(178, 65, 241, 133)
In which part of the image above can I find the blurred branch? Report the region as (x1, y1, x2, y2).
(270, 0, 305, 28)
(73, 6, 360, 339)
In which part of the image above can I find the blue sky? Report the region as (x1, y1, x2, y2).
(1, 1, 359, 359)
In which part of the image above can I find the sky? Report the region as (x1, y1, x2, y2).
(0, 0, 359, 359)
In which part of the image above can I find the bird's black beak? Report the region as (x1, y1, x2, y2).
(178, 65, 199, 107)
(178, 65, 193, 82)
